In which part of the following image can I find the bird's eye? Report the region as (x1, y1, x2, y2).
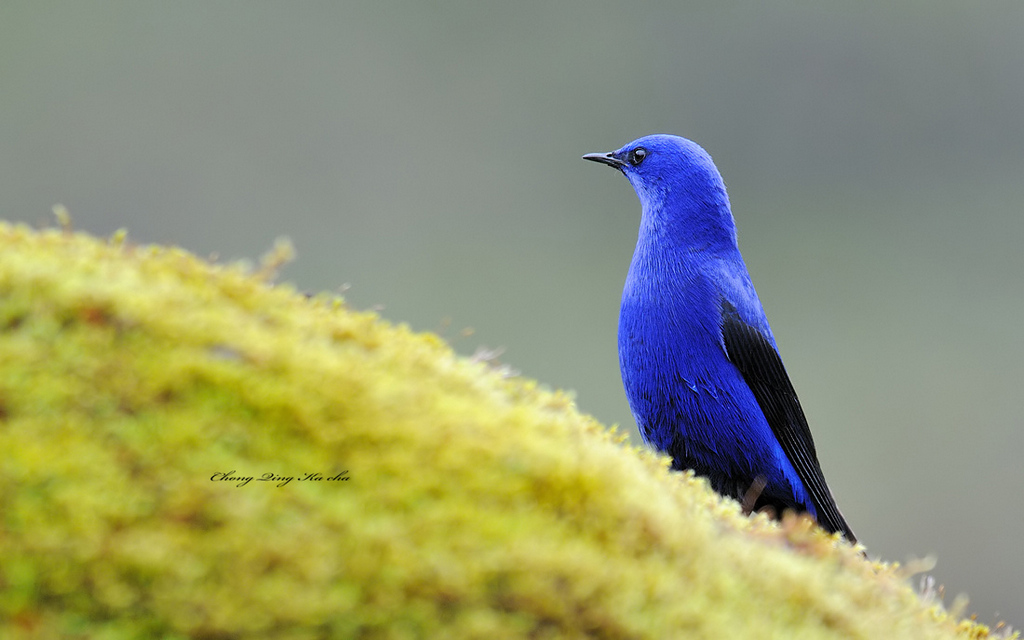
(628, 147, 647, 166)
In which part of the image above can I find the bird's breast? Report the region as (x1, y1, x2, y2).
(619, 268, 729, 405)
(617, 249, 761, 449)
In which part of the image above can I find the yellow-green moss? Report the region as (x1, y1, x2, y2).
(0, 222, 1011, 639)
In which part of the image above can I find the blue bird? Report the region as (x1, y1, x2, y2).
(584, 135, 855, 541)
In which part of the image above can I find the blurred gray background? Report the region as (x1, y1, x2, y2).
(2, 2, 1021, 622)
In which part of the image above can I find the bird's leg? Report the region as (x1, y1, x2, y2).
(741, 475, 767, 515)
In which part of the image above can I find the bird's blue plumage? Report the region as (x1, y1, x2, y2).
(584, 135, 855, 541)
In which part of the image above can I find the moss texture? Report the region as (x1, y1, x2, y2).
(0, 222, 1012, 639)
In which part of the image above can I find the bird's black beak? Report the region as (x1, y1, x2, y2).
(582, 151, 626, 170)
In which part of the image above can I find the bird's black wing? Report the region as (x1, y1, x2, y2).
(720, 301, 856, 542)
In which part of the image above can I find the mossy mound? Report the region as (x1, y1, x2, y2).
(0, 223, 1007, 639)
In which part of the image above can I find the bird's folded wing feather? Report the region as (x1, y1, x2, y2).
(720, 302, 856, 542)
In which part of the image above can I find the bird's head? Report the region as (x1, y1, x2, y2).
(584, 134, 736, 249)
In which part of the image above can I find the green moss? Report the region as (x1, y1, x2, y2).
(0, 222, 1011, 639)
